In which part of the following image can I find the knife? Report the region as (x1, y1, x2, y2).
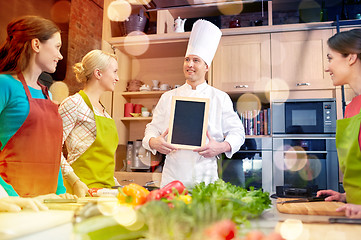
(278, 196, 327, 205)
(43, 199, 78, 203)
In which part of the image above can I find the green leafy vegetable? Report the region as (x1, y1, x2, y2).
(191, 179, 271, 224)
(139, 179, 271, 239)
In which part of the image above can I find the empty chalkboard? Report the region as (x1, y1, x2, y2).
(168, 96, 210, 150)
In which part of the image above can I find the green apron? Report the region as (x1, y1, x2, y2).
(66, 90, 119, 192)
(336, 107, 361, 204)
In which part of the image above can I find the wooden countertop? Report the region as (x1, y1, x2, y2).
(0, 210, 74, 240)
(249, 200, 361, 239)
(2, 198, 361, 240)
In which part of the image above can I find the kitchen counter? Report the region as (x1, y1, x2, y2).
(249, 199, 361, 239)
(2, 199, 361, 240)
(0, 210, 74, 240)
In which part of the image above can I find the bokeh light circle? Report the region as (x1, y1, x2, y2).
(298, 0, 321, 23)
(280, 219, 303, 240)
(49, 81, 69, 104)
(270, 78, 290, 100)
(113, 204, 137, 226)
(217, 2, 244, 16)
(97, 197, 121, 216)
(284, 146, 308, 171)
(299, 155, 322, 181)
(127, 0, 152, 5)
(124, 31, 150, 56)
(51, 0, 71, 23)
(107, 0, 131, 22)
(236, 93, 262, 118)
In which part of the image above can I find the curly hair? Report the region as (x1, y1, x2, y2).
(73, 50, 117, 83)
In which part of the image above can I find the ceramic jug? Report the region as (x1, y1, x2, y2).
(174, 16, 186, 33)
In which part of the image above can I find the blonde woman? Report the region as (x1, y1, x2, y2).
(59, 50, 119, 197)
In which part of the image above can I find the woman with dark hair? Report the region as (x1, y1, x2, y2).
(317, 28, 361, 218)
(0, 16, 74, 201)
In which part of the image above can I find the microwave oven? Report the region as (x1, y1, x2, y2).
(272, 98, 336, 135)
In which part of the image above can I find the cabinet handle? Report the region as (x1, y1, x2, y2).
(235, 85, 249, 88)
(296, 82, 311, 87)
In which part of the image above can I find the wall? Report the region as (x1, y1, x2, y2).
(65, 0, 104, 95)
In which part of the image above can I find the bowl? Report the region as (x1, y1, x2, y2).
(130, 113, 141, 117)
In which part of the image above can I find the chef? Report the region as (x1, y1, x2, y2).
(142, 19, 245, 188)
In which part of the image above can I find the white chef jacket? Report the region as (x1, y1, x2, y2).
(142, 82, 245, 188)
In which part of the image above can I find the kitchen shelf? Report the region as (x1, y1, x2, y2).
(120, 117, 152, 121)
(121, 90, 167, 100)
(245, 135, 272, 138)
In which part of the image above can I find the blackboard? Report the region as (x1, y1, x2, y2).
(168, 96, 210, 150)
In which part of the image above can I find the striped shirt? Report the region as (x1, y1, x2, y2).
(59, 93, 112, 176)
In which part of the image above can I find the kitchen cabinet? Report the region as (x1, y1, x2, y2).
(271, 29, 334, 91)
(212, 33, 271, 93)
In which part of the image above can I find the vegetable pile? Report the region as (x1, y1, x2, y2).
(74, 179, 272, 240)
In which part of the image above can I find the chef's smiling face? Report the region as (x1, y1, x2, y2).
(35, 32, 63, 73)
(325, 47, 351, 86)
(183, 54, 208, 85)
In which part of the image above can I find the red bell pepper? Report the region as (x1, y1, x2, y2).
(146, 180, 188, 202)
(204, 219, 237, 240)
(159, 180, 187, 196)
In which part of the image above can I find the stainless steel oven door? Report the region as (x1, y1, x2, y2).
(272, 137, 339, 193)
(219, 138, 273, 193)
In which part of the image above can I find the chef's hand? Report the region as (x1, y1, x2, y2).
(72, 180, 89, 198)
(337, 204, 361, 218)
(193, 132, 231, 158)
(149, 129, 178, 154)
(316, 190, 346, 202)
(0, 197, 48, 212)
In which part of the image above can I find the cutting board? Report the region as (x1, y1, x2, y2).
(0, 210, 73, 240)
(276, 198, 345, 216)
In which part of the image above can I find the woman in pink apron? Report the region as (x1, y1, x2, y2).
(317, 29, 361, 218)
(0, 16, 75, 206)
(59, 50, 119, 197)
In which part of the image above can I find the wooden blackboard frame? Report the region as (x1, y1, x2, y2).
(167, 96, 210, 150)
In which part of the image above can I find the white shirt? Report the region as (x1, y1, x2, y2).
(143, 82, 245, 188)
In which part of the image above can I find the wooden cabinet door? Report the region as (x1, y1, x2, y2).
(271, 29, 334, 91)
(212, 34, 271, 93)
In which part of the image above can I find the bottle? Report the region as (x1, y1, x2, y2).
(320, 0, 328, 22)
(126, 141, 133, 172)
(341, 0, 348, 20)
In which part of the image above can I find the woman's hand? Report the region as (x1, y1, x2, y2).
(316, 190, 346, 202)
(337, 204, 361, 218)
(59, 193, 78, 199)
(72, 180, 89, 198)
(0, 197, 48, 212)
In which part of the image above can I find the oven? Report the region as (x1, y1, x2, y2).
(219, 137, 273, 193)
(272, 137, 339, 193)
(272, 98, 336, 136)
